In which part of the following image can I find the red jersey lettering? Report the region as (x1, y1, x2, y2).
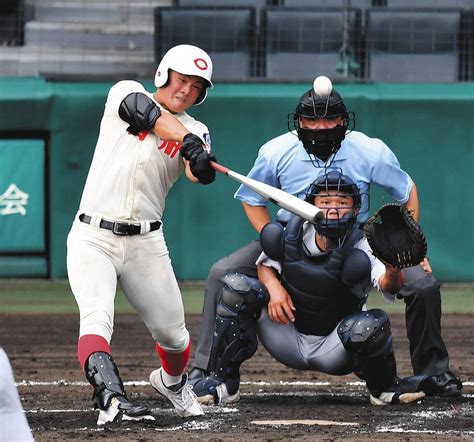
(158, 140, 182, 159)
(137, 131, 148, 141)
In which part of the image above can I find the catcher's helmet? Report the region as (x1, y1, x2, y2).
(289, 86, 355, 161)
(306, 170, 361, 241)
(154, 44, 213, 106)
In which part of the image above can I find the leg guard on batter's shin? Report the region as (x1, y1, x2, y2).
(338, 309, 396, 397)
(191, 273, 268, 403)
(85, 352, 150, 423)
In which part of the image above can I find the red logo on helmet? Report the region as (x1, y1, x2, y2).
(194, 58, 208, 71)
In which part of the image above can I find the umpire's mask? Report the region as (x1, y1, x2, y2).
(288, 88, 355, 161)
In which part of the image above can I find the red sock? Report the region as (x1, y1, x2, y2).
(156, 343, 190, 376)
(77, 334, 110, 369)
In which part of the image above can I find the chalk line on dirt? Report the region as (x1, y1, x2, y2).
(251, 419, 359, 426)
(16, 379, 474, 387)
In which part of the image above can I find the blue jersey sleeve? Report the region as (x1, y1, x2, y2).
(372, 142, 413, 204)
(234, 150, 280, 206)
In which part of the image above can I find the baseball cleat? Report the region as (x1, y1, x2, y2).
(188, 367, 210, 381)
(369, 391, 425, 406)
(369, 376, 426, 406)
(149, 367, 204, 417)
(211, 381, 241, 405)
(420, 371, 463, 397)
(96, 396, 154, 425)
(189, 375, 241, 405)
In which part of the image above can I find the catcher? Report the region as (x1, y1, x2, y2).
(192, 171, 428, 405)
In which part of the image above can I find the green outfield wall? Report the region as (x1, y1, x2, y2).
(0, 78, 473, 281)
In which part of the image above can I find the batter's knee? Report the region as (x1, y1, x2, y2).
(80, 310, 114, 342)
(154, 325, 190, 352)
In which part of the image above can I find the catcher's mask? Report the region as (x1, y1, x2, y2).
(154, 44, 213, 106)
(288, 87, 355, 161)
(305, 170, 361, 245)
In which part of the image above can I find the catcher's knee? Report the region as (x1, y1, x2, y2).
(337, 309, 392, 357)
(210, 273, 269, 379)
(338, 310, 397, 394)
(217, 273, 268, 319)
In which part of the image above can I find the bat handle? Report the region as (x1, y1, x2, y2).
(210, 161, 229, 175)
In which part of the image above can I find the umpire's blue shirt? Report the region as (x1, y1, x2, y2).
(234, 130, 413, 223)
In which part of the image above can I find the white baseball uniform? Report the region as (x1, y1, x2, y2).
(0, 348, 34, 441)
(67, 80, 210, 352)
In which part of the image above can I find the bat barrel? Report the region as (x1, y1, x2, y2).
(210, 161, 323, 224)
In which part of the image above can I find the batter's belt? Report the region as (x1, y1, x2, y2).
(79, 214, 161, 236)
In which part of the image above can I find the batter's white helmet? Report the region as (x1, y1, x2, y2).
(154, 44, 213, 106)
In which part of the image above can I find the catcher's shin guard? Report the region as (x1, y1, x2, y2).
(209, 273, 268, 381)
(338, 309, 397, 397)
(85, 352, 150, 423)
(193, 274, 268, 404)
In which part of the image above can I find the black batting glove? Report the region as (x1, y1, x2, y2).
(192, 151, 216, 184)
(180, 133, 216, 185)
(180, 133, 204, 160)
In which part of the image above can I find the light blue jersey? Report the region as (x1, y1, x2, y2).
(234, 130, 413, 222)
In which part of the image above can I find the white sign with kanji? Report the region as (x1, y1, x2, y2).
(0, 184, 29, 216)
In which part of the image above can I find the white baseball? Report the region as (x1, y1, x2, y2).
(313, 76, 333, 97)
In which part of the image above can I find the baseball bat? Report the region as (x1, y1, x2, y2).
(210, 161, 323, 223)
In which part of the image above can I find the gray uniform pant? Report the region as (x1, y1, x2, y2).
(193, 240, 450, 377)
(257, 308, 353, 375)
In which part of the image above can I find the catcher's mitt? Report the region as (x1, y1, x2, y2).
(363, 203, 427, 268)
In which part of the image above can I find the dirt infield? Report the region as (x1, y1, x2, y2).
(1, 313, 473, 441)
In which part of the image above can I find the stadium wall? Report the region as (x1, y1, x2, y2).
(0, 78, 472, 281)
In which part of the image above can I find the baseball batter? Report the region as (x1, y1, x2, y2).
(67, 44, 215, 424)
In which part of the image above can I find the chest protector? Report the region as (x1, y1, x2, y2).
(261, 216, 371, 336)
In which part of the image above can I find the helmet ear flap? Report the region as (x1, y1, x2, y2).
(195, 87, 207, 106)
(154, 67, 169, 89)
